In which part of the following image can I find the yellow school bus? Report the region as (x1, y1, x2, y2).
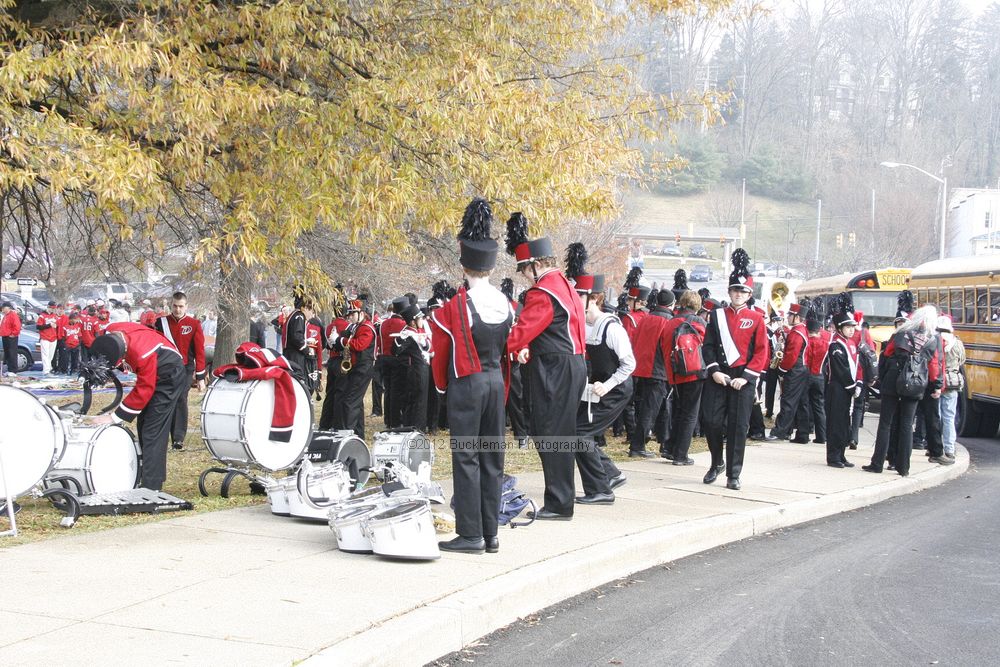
(909, 256, 1000, 438)
(795, 268, 912, 349)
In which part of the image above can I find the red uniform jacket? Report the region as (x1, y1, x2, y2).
(306, 319, 323, 367)
(778, 322, 809, 373)
(63, 322, 82, 348)
(429, 286, 510, 393)
(0, 310, 22, 337)
(107, 322, 181, 422)
(379, 315, 405, 358)
(632, 307, 674, 380)
(56, 313, 68, 340)
(621, 310, 647, 343)
(94, 316, 110, 337)
(326, 316, 349, 361)
(660, 310, 707, 385)
(335, 320, 377, 368)
(155, 315, 207, 379)
(703, 304, 768, 381)
(36, 311, 59, 342)
(507, 269, 586, 357)
(806, 332, 833, 375)
(213, 342, 297, 441)
(80, 314, 96, 347)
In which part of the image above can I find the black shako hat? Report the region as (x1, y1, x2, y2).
(90, 333, 126, 367)
(457, 198, 499, 272)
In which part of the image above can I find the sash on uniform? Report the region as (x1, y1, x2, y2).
(158, 316, 177, 348)
(716, 308, 742, 367)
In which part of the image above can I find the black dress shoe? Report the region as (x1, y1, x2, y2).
(748, 433, 766, 441)
(827, 461, 845, 468)
(814, 439, 826, 445)
(912, 442, 926, 451)
(672, 457, 695, 466)
(660, 451, 674, 460)
(529, 508, 573, 521)
(609, 475, 627, 490)
(726, 477, 741, 490)
(841, 460, 856, 468)
(703, 467, 719, 484)
(764, 434, 780, 441)
(171, 443, 184, 450)
(790, 437, 811, 444)
(438, 536, 486, 554)
(861, 464, 882, 473)
(886, 463, 895, 470)
(485, 536, 499, 553)
(628, 450, 655, 459)
(575, 492, 615, 505)
(847, 440, 857, 449)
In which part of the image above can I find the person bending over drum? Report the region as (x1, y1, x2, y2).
(86, 323, 188, 491)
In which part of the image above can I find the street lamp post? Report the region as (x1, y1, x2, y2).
(880, 161, 948, 260)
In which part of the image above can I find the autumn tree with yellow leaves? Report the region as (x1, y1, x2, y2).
(0, 0, 726, 363)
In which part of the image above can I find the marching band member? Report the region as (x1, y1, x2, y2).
(660, 290, 707, 466)
(380, 296, 409, 428)
(506, 212, 587, 520)
(701, 249, 768, 491)
(305, 312, 325, 399)
(330, 299, 377, 438)
(395, 303, 431, 431)
(154, 291, 207, 450)
(824, 309, 862, 468)
(0, 301, 21, 375)
(502, 278, 530, 449)
(320, 301, 350, 430)
(87, 323, 187, 491)
(431, 198, 512, 553)
(280, 289, 315, 391)
(768, 302, 810, 443)
(629, 287, 675, 458)
(804, 315, 832, 444)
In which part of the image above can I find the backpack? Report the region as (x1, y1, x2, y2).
(498, 474, 536, 528)
(895, 333, 929, 398)
(671, 317, 706, 379)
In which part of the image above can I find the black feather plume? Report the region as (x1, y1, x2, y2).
(505, 212, 529, 256)
(517, 289, 527, 306)
(731, 248, 750, 271)
(458, 198, 493, 242)
(673, 269, 688, 292)
(78, 357, 114, 386)
(565, 242, 589, 280)
(646, 287, 659, 310)
(500, 278, 514, 301)
(897, 289, 914, 315)
(616, 292, 629, 313)
(838, 291, 855, 313)
(431, 280, 451, 302)
(698, 287, 711, 301)
(623, 266, 642, 290)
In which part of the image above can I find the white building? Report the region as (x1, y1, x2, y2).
(947, 188, 1000, 257)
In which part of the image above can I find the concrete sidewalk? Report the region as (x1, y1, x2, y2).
(0, 426, 967, 667)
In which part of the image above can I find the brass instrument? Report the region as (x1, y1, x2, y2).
(769, 327, 786, 369)
(770, 281, 790, 315)
(340, 324, 356, 374)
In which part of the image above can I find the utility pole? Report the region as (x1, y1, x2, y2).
(871, 187, 876, 248)
(754, 211, 759, 259)
(814, 198, 822, 266)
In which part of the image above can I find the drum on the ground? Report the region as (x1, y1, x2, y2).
(363, 499, 439, 560)
(305, 430, 372, 487)
(46, 424, 140, 496)
(372, 430, 433, 476)
(201, 377, 312, 472)
(0, 385, 65, 499)
(286, 461, 354, 521)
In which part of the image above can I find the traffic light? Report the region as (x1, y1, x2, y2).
(836, 233, 843, 249)
(719, 235, 726, 247)
(675, 232, 681, 244)
(848, 231, 856, 247)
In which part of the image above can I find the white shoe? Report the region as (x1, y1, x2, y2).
(6, 372, 17, 377)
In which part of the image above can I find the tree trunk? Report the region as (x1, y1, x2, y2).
(214, 248, 251, 368)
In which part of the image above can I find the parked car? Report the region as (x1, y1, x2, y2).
(690, 264, 713, 282)
(1, 292, 43, 324)
(754, 262, 799, 279)
(660, 243, 683, 257)
(689, 244, 710, 259)
(0, 328, 41, 373)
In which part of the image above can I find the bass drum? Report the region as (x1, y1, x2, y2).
(306, 430, 372, 487)
(201, 377, 313, 472)
(0, 385, 65, 499)
(46, 424, 140, 496)
(372, 430, 433, 475)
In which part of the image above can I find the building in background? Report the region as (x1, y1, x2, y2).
(948, 188, 1000, 257)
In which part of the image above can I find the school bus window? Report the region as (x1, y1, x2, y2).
(951, 288, 963, 323)
(991, 287, 1000, 323)
(965, 287, 976, 324)
(977, 287, 989, 323)
(916, 288, 926, 306)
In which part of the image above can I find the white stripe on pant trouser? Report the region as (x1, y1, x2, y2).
(40, 338, 56, 374)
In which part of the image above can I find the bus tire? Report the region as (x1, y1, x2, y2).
(957, 390, 983, 438)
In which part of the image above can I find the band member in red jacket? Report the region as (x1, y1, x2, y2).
(803, 316, 832, 445)
(36, 300, 60, 375)
(629, 288, 676, 458)
(431, 198, 513, 553)
(701, 249, 768, 491)
(0, 301, 21, 375)
(506, 212, 587, 520)
(768, 302, 811, 443)
(319, 304, 350, 430)
(660, 290, 707, 466)
(329, 299, 377, 438)
(62, 310, 83, 374)
(87, 323, 187, 490)
(824, 310, 862, 468)
(154, 291, 207, 450)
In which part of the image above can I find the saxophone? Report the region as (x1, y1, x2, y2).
(339, 324, 356, 374)
(769, 329, 785, 369)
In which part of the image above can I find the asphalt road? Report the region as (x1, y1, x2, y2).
(431, 438, 1000, 667)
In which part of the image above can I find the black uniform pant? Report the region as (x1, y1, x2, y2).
(917, 390, 944, 457)
(449, 370, 506, 539)
(576, 379, 633, 495)
(169, 363, 195, 447)
(506, 363, 530, 441)
(381, 357, 396, 427)
(824, 384, 852, 464)
(764, 368, 779, 416)
(630, 377, 668, 453)
(2, 336, 17, 373)
(701, 374, 755, 480)
(850, 386, 868, 444)
(669, 380, 704, 461)
(772, 366, 810, 438)
(319, 361, 343, 431)
(653, 392, 671, 452)
(527, 352, 587, 516)
(341, 362, 374, 439)
(134, 350, 187, 490)
(386, 359, 408, 428)
(426, 370, 441, 434)
(371, 356, 384, 417)
(871, 392, 919, 476)
(806, 373, 827, 442)
(403, 362, 429, 431)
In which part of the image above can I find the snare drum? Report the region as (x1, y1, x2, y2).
(372, 430, 433, 476)
(305, 430, 372, 487)
(363, 499, 440, 560)
(266, 476, 297, 517)
(286, 461, 354, 521)
(0, 386, 64, 498)
(46, 424, 140, 496)
(331, 504, 380, 553)
(201, 377, 313, 472)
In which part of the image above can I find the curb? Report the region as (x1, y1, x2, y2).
(305, 445, 969, 666)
